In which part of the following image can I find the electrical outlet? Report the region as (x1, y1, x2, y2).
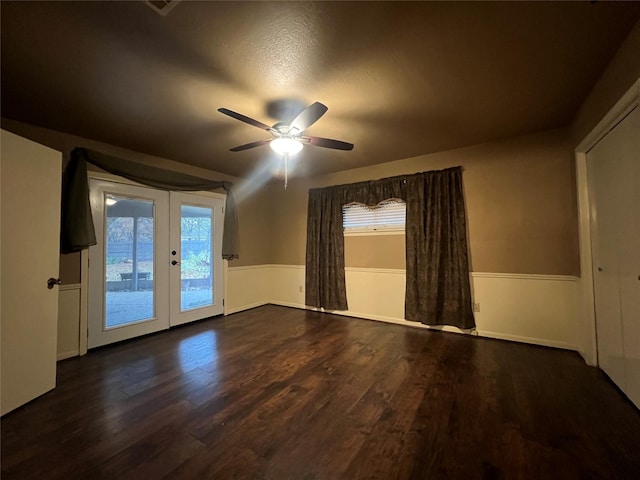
(473, 302, 480, 312)
(298, 285, 303, 293)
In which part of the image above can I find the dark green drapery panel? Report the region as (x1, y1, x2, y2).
(305, 167, 475, 329)
(61, 147, 240, 260)
(305, 188, 348, 310)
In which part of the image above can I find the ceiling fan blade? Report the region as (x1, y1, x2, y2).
(218, 108, 273, 131)
(289, 102, 328, 133)
(229, 139, 271, 152)
(303, 136, 354, 151)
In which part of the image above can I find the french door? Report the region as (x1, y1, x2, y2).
(88, 179, 224, 348)
(169, 192, 224, 327)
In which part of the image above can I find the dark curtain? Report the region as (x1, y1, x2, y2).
(305, 167, 475, 329)
(61, 147, 240, 260)
(305, 188, 348, 310)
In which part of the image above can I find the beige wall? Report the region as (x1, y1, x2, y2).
(1, 119, 581, 277)
(345, 235, 406, 270)
(230, 184, 271, 267)
(0, 119, 272, 279)
(270, 128, 580, 276)
(571, 19, 640, 143)
(266, 181, 309, 266)
(58, 253, 81, 285)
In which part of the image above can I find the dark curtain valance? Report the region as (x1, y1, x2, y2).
(305, 167, 475, 329)
(61, 147, 240, 260)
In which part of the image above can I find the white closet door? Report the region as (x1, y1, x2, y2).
(588, 106, 640, 408)
(588, 130, 625, 391)
(616, 107, 640, 407)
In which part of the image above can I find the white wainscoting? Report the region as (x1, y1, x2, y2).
(62, 265, 578, 358)
(225, 265, 273, 314)
(227, 264, 579, 350)
(58, 284, 81, 360)
(469, 272, 578, 350)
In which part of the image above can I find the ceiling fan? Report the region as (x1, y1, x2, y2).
(217, 102, 354, 155)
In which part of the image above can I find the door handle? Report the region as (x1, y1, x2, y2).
(47, 277, 62, 289)
(171, 260, 181, 266)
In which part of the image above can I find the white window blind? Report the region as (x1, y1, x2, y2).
(342, 199, 406, 233)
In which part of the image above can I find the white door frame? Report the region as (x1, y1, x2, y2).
(574, 78, 640, 366)
(78, 171, 229, 355)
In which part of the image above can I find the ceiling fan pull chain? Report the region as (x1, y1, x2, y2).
(284, 154, 288, 190)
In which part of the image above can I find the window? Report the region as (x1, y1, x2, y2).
(342, 199, 406, 234)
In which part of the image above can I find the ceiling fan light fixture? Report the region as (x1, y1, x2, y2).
(270, 136, 303, 155)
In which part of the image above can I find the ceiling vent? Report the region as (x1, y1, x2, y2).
(144, 0, 181, 17)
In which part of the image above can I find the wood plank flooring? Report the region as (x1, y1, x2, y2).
(2, 305, 640, 479)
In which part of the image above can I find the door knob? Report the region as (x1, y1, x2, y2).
(597, 267, 603, 272)
(47, 277, 62, 289)
(171, 260, 181, 266)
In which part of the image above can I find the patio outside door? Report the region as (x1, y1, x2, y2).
(88, 179, 224, 348)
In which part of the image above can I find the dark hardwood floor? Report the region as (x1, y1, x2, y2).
(2, 305, 639, 479)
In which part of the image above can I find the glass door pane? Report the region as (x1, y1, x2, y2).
(105, 196, 155, 327)
(180, 205, 213, 311)
(88, 179, 170, 349)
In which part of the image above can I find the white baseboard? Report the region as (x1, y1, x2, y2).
(57, 350, 79, 361)
(475, 330, 575, 350)
(225, 301, 269, 315)
(270, 301, 305, 309)
(271, 300, 573, 349)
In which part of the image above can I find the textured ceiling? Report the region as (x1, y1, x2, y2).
(2, 1, 639, 179)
